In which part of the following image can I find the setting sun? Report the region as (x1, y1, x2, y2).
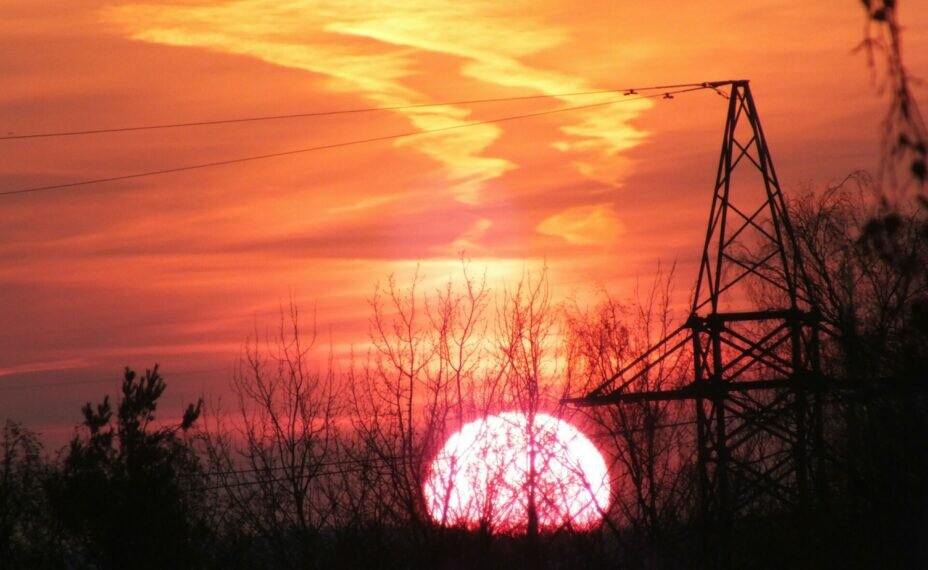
(424, 412, 609, 532)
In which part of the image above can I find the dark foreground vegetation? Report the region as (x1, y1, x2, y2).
(1, 176, 926, 570)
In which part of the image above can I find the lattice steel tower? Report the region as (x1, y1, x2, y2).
(564, 80, 824, 569)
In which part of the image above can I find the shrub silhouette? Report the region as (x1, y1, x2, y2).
(47, 366, 208, 570)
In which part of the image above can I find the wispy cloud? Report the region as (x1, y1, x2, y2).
(102, 0, 650, 205)
(536, 204, 623, 246)
(0, 358, 90, 378)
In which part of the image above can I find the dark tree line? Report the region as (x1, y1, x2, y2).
(787, 175, 928, 569)
(1, 367, 209, 569)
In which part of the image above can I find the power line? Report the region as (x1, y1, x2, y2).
(0, 83, 710, 141)
(0, 86, 710, 198)
(190, 419, 708, 490)
(197, 462, 407, 492)
(200, 455, 405, 480)
(191, 419, 705, 483)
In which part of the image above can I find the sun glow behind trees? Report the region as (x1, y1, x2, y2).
(424, 412, 609, 533)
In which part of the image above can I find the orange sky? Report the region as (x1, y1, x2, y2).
(1, 0, 926, 440)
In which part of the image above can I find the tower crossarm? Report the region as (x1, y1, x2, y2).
(562, 322, 693, 406)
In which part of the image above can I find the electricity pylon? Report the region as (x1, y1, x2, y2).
(564, 80, 824, 569)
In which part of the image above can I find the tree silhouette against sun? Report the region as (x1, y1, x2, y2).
(424, 412, 609, 533)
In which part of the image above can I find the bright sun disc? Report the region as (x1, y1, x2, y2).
(424, 412, 609, 533)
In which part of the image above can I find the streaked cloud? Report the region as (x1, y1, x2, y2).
(0, 358, 90, 378)
(449, 217, 493, 253)
(536, 204, 623, 246)
(102, 0, 650, 204)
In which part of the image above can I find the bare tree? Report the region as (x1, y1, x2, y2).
(348, 264, 616, 567)
(746, 174, 928, 566)
(564, 268, 696, 566)
(494, 267, 557, 548)
(0, 421, 59, 568)
(201, 304, 342, 569)
(774, 174, 928, 379)
(345, 261, 495, 561)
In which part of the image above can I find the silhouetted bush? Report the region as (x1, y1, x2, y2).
(46, 366, 209, 570)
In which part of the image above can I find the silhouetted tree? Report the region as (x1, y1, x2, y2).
(346, 264, 495, 565)
(781, 174, 928, 380)
(200, 304, 343, 570)
(347, 264, 611, 569)
(0, 421, 62, 569)
(494, 267, 573, 568)
(564, 269, 696, 568)
(857, 0, 927, 191)
(742, 175, 928, 567)
(47, 366, 208, 570)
